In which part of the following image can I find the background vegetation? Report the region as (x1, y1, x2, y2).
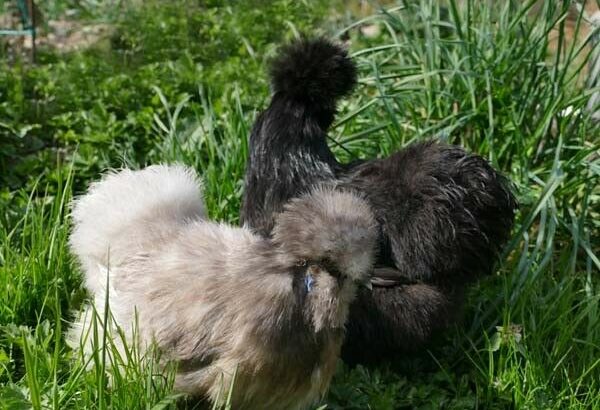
(0, 0, 598, 408)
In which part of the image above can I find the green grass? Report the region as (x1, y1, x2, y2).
(1, 0, 599, 408)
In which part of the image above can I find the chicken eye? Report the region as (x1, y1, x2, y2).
(321, 258, 341, 278)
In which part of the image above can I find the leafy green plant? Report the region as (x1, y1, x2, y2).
(0, 0, 598, 408)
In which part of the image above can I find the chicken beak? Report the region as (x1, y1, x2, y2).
(356, 277, 373, 290)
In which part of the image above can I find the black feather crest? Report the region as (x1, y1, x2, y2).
(269, 37, 357, 107)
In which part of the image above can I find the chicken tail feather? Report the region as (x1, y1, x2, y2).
(69, 165, 205, 278)
(269, 37, 357, 111)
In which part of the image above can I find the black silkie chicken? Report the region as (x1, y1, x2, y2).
(68, 165, 377, 409)
(241, 38, 517, 364)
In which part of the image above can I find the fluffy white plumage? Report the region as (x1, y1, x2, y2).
(69, 164, 206, 284)
(68, 164, 377, 409)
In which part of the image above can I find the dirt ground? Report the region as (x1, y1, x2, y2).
(1, 3, 112, 60)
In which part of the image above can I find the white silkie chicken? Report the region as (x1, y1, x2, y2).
(68, 164, 377, 409)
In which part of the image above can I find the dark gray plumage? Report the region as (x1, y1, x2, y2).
(241, 38, 517, 364)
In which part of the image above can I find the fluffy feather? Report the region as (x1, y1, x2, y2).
(69, 165, 377, 409)
(241, 38, 517, 364)
(270, 37, 357, 111)
(69, 164, 206, 294)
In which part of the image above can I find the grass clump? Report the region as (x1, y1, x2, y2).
(1, 0, 598, 408)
